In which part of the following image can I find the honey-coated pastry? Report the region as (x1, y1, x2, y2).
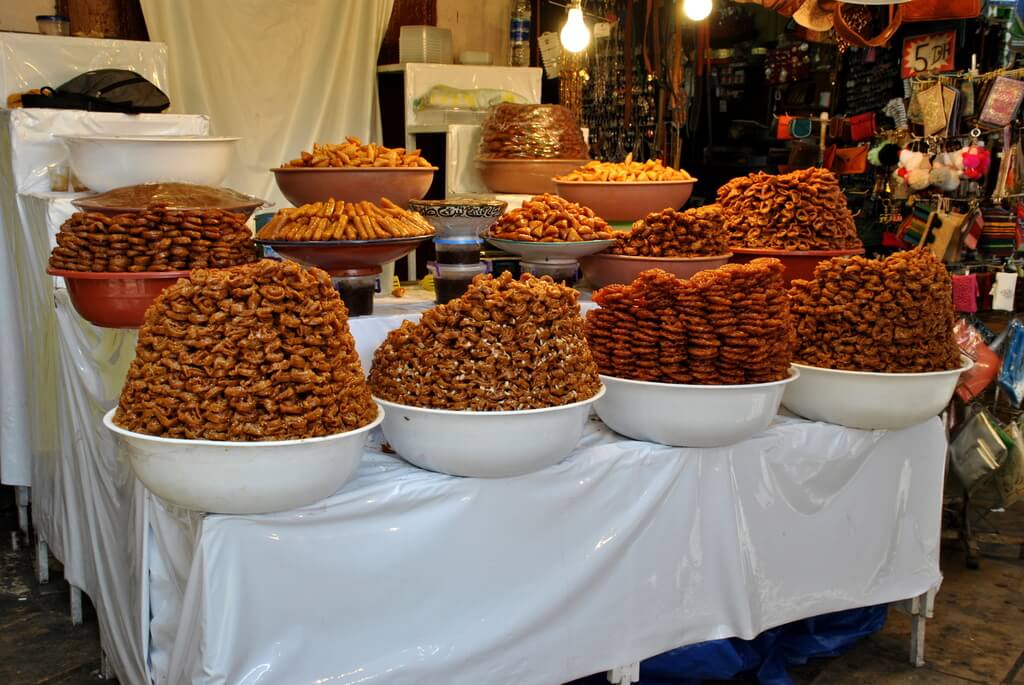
(488, 194, 614, 242)
(610, 205, 728, 257)
(49, 206, 257, 272)
(585, 259, 795, 385)
(789, 248, 961, 372)
(555, 155, 693, 182)
(257, 198, 434, 241)
(282, 137, 432, 168)
(370, 272, 602, 410)
(113, 260, 378, 441)
(717, 168, 861, 251)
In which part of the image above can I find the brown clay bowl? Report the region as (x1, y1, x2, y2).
(579, 253, 732, 289)
(476, 158, 589, 195)
(256, 235, 432, 276)
(47, 268, 190, 329)
(270, 167, 437, 208)
(554, 179, 697, 223)
(728, 247, 865, 286)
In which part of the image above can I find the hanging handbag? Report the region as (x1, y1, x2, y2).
(950, 407, 1009, 494)
(904, 0, 981, 22)
(846, 112, 876, 142)
(832, 2, 904, 49)
(831, 145, 869, 174)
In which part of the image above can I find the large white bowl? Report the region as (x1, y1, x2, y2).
(61, 135, 239, 192)
(374, 386, 605, 478)
(103, 407, 383, 514)
(595, 371, 799, 448)
(782, 358, 973, 430)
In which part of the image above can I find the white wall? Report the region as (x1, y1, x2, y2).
(0, 0, 56, 33)
(436, 0, 510, 65)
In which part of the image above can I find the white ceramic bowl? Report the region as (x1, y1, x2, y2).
(782, 358, 973, 430)
(374, 386, 605, 478)
(103, 407, 383, 514)
(486, 237, 616, 263)
(61, 135, 239, 192)
(595, 371, 799, 448)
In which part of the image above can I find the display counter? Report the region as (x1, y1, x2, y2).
(40, 290, 946, 684)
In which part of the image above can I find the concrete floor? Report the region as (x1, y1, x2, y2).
(2, 488, 1023, 685)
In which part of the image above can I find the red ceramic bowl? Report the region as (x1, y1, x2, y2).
(256, 235, 432, 277)
(554, 179, 697, 223)
(728, 247, 865, 286)
(271, 167, 437, 208)
(48, 268, 189, 329)
(579, 252, 732, 289)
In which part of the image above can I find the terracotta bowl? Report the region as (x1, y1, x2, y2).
(47, 268, 189, 329)
(554, 179, 697, 223)
(728, 247, 865, 286)
(579, 253, 731, 290)
(270, 167, 437, 208)
(256, 235, 432, 276)
(476, 158, 589, 195)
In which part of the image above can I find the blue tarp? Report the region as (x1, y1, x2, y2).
(573, 605, 888, 685)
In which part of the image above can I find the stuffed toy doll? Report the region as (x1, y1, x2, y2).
(961, 144, 992, 181)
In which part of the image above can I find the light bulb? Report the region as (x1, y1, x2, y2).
(683, 0, 712, 21)
(560, 7, 591, 53)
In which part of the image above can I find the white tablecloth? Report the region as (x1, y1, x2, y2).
(146, 416, 946, 685)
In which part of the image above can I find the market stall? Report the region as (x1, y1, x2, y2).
(3, 2, 1001, 684)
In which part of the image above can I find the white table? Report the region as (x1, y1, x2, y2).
(145, 415, 945, 685)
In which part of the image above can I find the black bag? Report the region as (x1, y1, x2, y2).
(21, 69, 170, 114)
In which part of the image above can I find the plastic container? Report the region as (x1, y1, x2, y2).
(399, 25, 453, 64)
(333, 274, 377, 317)
(37, 15, 70, 36)
(521, 259, 578, 285)
(435, 237, 482, 265)
(432, 262, 487, 304)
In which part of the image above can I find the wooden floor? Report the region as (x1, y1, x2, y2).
(2, 486, 1023, 685)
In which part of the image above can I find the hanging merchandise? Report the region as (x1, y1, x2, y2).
(827, 144, 869, 175)
(929, 150, 962, 191)
(868, 142, 901, 166)
(896, 201, 935, 244)
(955, 318, 1000, 401)
(833, 3, 904, 50)
(895, 147, 933, 191)
(962, 132, 993, 181)
(950, 407, 1008, 493)
(1000, 319, 1024, 405)
(996, 421, 1024, 507)
(995, 271, 1021, 311)
(926, 203, 967, 258)
(979, 76, 1024, 128)
(953, 274, 981, 313)
(883, 97, 909, 130)
(903, 0, 981, 22)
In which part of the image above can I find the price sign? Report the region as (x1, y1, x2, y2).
(901, 31, 956, 79)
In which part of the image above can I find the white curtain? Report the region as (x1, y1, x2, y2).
(140, 0, 395, 206)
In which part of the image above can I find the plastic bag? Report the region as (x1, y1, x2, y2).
(998, 318, 1024, 406)
(413, 85, 527, 111)
(955, 319, 1000, 401)
(478, 103, 589, 160)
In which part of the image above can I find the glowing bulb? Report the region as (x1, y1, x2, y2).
(683, 0, 712, 21)
(560, 7, 591, 53)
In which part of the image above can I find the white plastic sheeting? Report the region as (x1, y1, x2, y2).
(0, 111, 207, 487)
(147, 416, 946, 685)
(139, 0, 396, 206)
(0, 32, 168, 102)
